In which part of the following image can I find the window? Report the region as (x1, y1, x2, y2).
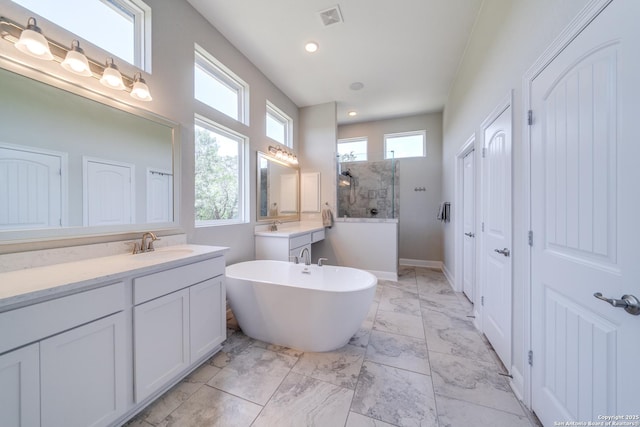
(384, 130, 426, 159)
(195, 46, 248, 124)
(194, 117, 247, 226)
(12, 0, 151, 70)
(266, 101, 292, 147)
(337, 137, 367, 162)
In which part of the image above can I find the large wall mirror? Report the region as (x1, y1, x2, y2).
(0, 65, 179, 243)
(257, 152, 299, 222)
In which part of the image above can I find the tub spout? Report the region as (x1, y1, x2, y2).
(299, 247, 311, 266)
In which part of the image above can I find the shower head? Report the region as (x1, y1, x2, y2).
(341, 170, 353, 178)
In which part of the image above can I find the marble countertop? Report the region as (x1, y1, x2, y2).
(0, 244, 228, 311)
(254, 222, 325, 238)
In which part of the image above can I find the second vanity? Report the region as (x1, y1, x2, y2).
(0, 244, 227, 427)
(254, 222, 325, 262)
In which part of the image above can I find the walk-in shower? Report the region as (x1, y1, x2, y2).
(337, 153, 399, 218)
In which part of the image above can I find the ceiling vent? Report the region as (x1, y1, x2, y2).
(318, 5, 343, 27)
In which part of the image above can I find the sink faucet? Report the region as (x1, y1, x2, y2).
(269, 220, 281, 231)
(299, 247, 311, 266)
(141, 232, 159, 252)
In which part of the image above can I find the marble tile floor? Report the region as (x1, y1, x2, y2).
(125, 266, 540, 427)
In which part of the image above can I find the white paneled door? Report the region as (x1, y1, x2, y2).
(462, 149, 476, 300)
(530, 0, 640, 423)
(482, 103, 512, 370)
(147, 169, 173, 223)
(0, 145, 63, 229)
(83, 157, 134, 226)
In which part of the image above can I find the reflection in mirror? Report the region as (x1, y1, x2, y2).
(0, 66, 176, 240)
(257, 151, 299, 222)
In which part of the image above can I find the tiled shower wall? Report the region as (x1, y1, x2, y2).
(337, 160, 399, 218)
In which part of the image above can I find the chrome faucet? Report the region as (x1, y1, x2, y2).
(299, 247, 311, 266)
(141, 232, 159, 252)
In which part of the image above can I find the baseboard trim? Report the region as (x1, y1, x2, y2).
(442, 263, 455, 288)
(368, 270, 398, 281)
(510, 365, 525, 402)
(399, 258, 443, 269)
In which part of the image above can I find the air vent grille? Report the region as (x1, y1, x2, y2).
(318, 5, 343, 27)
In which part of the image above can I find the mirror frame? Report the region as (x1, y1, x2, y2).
(256, 151, 300, 223)
(0, 55, 182, 248)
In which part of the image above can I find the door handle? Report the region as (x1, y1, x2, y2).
(464, 232, 475, 238)
(594, 293, 640, 315)
(494, 248, 510, 257)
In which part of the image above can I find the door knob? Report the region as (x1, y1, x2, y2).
(594, 293, 640, 315)
(494, 248, 510, 257)
(464, 232, 475, 237)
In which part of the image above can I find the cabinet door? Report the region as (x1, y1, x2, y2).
(0, 343, 40, 427)
(134, 289, 189, 402)
(40, 312, 126, 427)
(190, 277, 225, 362)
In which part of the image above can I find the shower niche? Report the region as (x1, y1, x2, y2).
(337, 159, 399, 219)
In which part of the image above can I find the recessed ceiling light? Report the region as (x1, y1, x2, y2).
(349, 82, 364, 91)
(305, 42, 319, 53)
(348, 111, 357, 117)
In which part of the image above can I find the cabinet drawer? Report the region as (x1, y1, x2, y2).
(311, 229, 325, 242)
(0, 283, 125, 354)
(290, 233, 311, 250)
(134, 256, 225, 305)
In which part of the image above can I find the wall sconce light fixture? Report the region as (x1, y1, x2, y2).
(268, 145, 298, 165)
(100, 57, 126, 90)
(1, 16, 153, 101)
(14, 17, 52, 60)
(61, 39, 91, 76)
(130, 72, 152, 101)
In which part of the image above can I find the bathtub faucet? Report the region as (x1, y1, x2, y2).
(299, 247, 311, 266)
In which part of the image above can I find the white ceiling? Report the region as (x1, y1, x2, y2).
(186, 0, 483, 124)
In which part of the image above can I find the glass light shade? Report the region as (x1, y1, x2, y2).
(61, 41, 92, 76)
(130, 74, 152, 101)
(15, 18, 53, 60)
(100, 59, 126, 90)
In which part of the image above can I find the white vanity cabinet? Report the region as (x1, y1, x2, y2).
(189, 277, 225, 361)
(0, 343, 40, 427)
(255, 226, 325, 262)
(0, 283, 126, 427)
(133, 256, 226, 402)
(0, 244, 228, 427)
(40, 312, 127, 427)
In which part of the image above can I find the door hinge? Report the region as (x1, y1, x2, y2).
(528, 230, 533, 247)
(481, 222, 485, 232)
(481, 296, 485, 306)
(482, 147, 486, 158)
(528, 110, 533, 125)
(528, 350, 533, 366)
(58, 168, 62, 176)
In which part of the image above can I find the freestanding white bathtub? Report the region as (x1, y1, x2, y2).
(225, 260, 377, 352)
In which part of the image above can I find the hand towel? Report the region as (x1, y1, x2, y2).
(322, 206, 334, 228)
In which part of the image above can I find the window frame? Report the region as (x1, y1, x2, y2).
(266, 101, 293, 148)
(194, 115, 249, 227)
(337, 137, 368, 162)
(11, 0, 152, 71)
(384, 130, 427, 159)
(194, 45, 249, 125)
